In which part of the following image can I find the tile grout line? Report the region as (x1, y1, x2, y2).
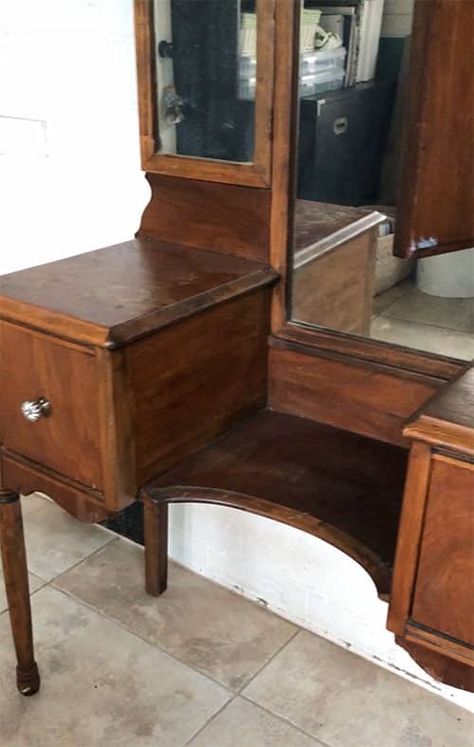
(48, 582, 237, 697)
(239, 692, 333, 747)
(182, 694, 239, 747)
(37, 535, 119, 586)
(236, 626, 301, 695)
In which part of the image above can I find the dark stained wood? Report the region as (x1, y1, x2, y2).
(96, 348, 136, 511)
(143, 409, 408, 597)
(394, 0, 474, 258)
(412, 455, 474, 646)
(0, 322, 103, 488)
(292, 231, 377, 336)
(0, 490, 40, 695)
(1, 452, 110, 523)
(387, 441, 432, 636)
(139, 176, 272, 264)
(143, 498, 168, 596)
(273, 323, 466, 382)
(0, 238, 277, 347)
(389, 373, 474, 691)
(396, 636, 474, 692)
(269, 338, 440, 446)
(423, 368, 474, 432)
(405, 368, 474, 458)
(269, 0, 300, 330)
(129, 290, 271, 484)
(134, 0, 275, 187)
(405, 624, 473, 669)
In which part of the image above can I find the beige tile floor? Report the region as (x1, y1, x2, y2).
(371, 280, 474, 360)
(0, 495, 473, 747)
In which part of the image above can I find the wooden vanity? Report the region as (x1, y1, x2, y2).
(0, 0, 472, 697)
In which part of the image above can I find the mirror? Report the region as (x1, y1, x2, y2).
(290, 0, 474, 362)
(153, 0, 257, 163)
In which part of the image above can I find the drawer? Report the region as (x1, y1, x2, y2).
(0, 322, 103, 489)
(412, 455, 474, 646)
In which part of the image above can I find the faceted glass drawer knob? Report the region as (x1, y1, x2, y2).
(20, 397, 51, 423)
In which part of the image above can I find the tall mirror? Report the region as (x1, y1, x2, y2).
(153, 0, 258, 163)
(289, 0, 474, 361)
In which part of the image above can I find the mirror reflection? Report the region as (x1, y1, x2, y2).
(290, 0, 474, 361)
(153, 0, 257, 163)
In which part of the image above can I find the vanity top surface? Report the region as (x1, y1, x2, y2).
(0, 239, 277, 347)
(405, 367, 474, 455)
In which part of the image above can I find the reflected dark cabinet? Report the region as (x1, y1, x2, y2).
(0, 0, 472, 700)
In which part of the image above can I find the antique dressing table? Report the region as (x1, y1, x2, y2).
(1, 0, 473, 698)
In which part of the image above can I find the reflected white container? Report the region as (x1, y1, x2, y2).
(416, 247, 474, 298)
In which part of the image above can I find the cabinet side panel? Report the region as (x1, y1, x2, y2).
(292, 233, 376, 335)
(129, 290, 271, 484)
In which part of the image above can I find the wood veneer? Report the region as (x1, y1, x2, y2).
(0, 242, 277, 513)
(394, 0, 474, 258)
(134, 0, 275, 187)
(0, 238, 276, 346)
(411, 457, 474, 646)
(128, 290, 271, 483)
(138, 175, 272, 263)
(143, 409, 408, 597)
(388, 368, 474, 690)
(268, 337, 442, 447)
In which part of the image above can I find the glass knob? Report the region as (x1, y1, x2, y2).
(20, 397, 51, 423)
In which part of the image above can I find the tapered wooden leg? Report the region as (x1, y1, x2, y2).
(143, 497, 168, 596)
(0, 490, 40, 696)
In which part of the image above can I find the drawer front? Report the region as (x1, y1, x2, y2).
(0, 322, 102, 489)
(412, 455, 474, 646)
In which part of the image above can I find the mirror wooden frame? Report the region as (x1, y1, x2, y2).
(269, 0, 469, 385)
(134, 0, 276, 187)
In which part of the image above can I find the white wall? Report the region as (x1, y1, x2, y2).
(1, 0, 472, 712)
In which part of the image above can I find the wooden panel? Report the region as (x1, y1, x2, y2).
(129, 290, 271, 483)
(0, 323, 102, 488)
(292, 232, 377, 335)
(394, 0, 474, 258)
(387, 441, 432, 636)
(269, 0, 299, 331)
(395, 635, 474, 692)
(96, 348, 137, 511)
(412, 456, 474, 646)
(138, 175, 271, 263)
(0, 239, 276, 347)
(145, 409, 408, 597)
(405, 368, 474, 458)
(274, 324, 466, 382)
(269, 339, 440, 446)
(134, 0, 275, 187)
(1, 452, 110, 524)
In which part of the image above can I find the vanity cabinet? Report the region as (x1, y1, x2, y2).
(0, 0, 472, 699)
(0, 240, 276, 516)
(388, 369, 474, 689)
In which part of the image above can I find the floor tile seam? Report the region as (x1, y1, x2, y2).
(239, 692, 333, 747)
(182, 693, 239, 746)
(235, 626, 301, 695)
(38, 535, 119, 585)
(47, 582, 238, 696)
(0, 580, 49, 618)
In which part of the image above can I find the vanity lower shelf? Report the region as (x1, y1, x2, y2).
(142, 409, 408, 598)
